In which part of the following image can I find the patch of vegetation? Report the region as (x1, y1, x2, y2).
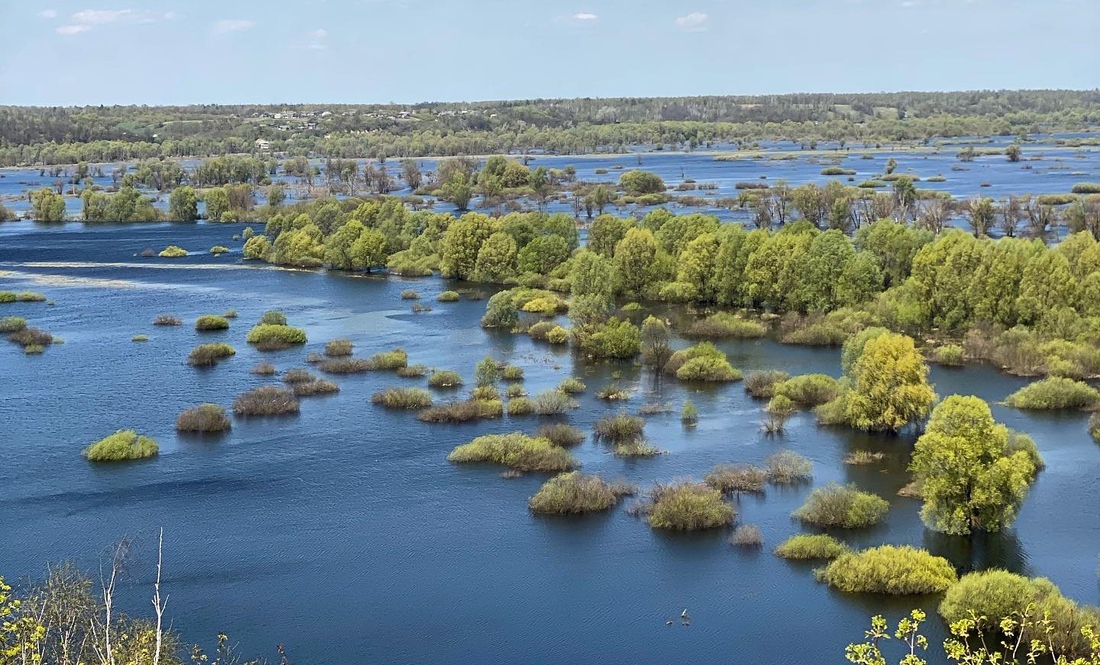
(766, 451, 813, 485)
(1090, 412, 1100, 442)
(222, 310, 238, 319)
(844, 450, 885, 465)
(558, 377, 586, 394)
(418, 399, 503, 423)
(448, 432, 577, 472)
(401, 289, 421, 300)
(531, 389, 577, 415)
(821, 167, 857, 176)
(232, 385, 300, 416)
(131, 334, 148, 342)
(528, 472, 634, 514)
(365, 348, 408, 371)
(210, 245, 230, 255)
(195, 315, 230, 331)
(774, 534, 849, 560)
(292, 379, 340, 396)
(932, 344, 965, 366)
(704, 464, 767, 494)
(646, 482, 734, 531)
(0, 317, 27, 333)
(187, 343, 236, 367)
(397, 364, 429, 378)
(282, 368, 317, 384)
(680, 399, 698, 424)
(792, 483, 890, 528)
(1070, 182, 1100, 194)
(686, 312, 767, 339)
(612, 439, 661, 457)
(535, 423, 586, 447)
(816, 545, 957, 595)
(259, 310, 287, 326)
(666, 342, 741, 382)
(729, 524, 763, 548)
(428, 370, 464, 388)
(438, 290, 461, 302)
(471, 385, 501, 401)
(1004, 377, 1100, 410)
(766, 394, 797, 415)
(594, 413, 645, 443)
(251, 361, 276, 375)
(158, 245, 188, 258)
(8, 327, 53, 349)
(546, 326, 570, 344)
(246, 324, 307, 350)
(153, 314, 182, 326)
(324, 339, 353, 357)
(597, 384, 631, 401)
(507, 397, 533, 415)
(774, 374, 841, 406)
(0, 291, 46, 302)
(176, 403, 231, 433)
(372, 387, 433, 409)
(83, 429, 159, 462)
(744, 370, 790, 399)
(501, 365, 524, 381)
(504, 383, 527, 398)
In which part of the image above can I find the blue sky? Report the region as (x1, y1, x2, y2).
(1, 0, 1097, 106)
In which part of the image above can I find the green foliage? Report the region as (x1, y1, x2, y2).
(774, 374, 841, 406)
(438, 290, 461, 302)
(0, 317, 27, 333)
(371, 387, 433, 410)
(530, 389, 576, 415)
(535, 423, 587, 447)
(418, 399, 503, 423)
(793, 483, 890, 528)
(8, 327, 53, 349)
(546, 325, 570, 344)
(1004, 376, 1100, 410)
(428, 370, 464, 388)
(471, 385, 501, 401)
(1071, 182, 1100, 194)
(667, 342, 742, 382)
(158, 245, 188, 258)
(1090, 412, 1100, 442)
(31, 187, 66, 221)
(594, 413, 645, 443)
(775, 534, 850, 560)
(260, 310, 287, 326)
(647, 483, 734, 530)
(932, 344, 965, 366)
(246, 324, 307, 350)
(681, 398, 698, 424)
(82, 429, 158, 462)
(195, 315, 229, 331)
(501, 365, 524, 381)
(448, 432, 577, 472)
(365, 348, 408, 370)
(818, 545, 957, 594)
(233, 385, 300, 416)
(480, 290, 519, 329)
(686, 312, 767, 339)
(528, 472, 632, 514)
(324, 339, 353, 357)
(168, 186, 198, 221)
(729, 524, 763, 548)
(176, 403, 231, 433)
(474, 355, 500, 386)
(766, 451, 813, 485)
(582, 318, 641, 359)
(703, 464, 767, 494)
(398, 364, 430, 378)
(506, 397, 533, 415)
(243, 234, 271, 260)
(557, 378, 587, 395)
(187, 343, 236, 367)
(619, 169, 666, 195)
(845, 332, 936, 431)
(744, 370, 790, 398)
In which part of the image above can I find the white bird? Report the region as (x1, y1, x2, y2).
(681, 608, 689, 619)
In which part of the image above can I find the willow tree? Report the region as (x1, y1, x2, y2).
(844, 332, 935, 432)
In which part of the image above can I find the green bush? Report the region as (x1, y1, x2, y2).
(438, 291, 461, 302)
(774, 534, 849, 560)
(766, 395, 797, 415)
(821, 167, 856, 176)
(131, 334, 148, 342)
(647, 483, 734, 531)
(282, 368, 317, 384)
(418, 400, 503, 423)
(501, 365, 524, 381)
(686, 313, 767, 340)
(780, 322, 848, 346)
(583, 318, 641, 359)
(1004, 377, 1100, 410)
(428, 370, 464, 388)
(766, 451, 813, 485)
(792, 483, 890, 528)
(259, 310, 287, 326)
(546, 326, 570, 345)
(232, 386, 300, 416)
(507, 397, 534, 415)
(531, 389, 576, 415)
(317, 358, 371, 374)
(504, 383, 527, 398)
(535, 423, 586, 447)
(187, 343, 236, 367)
(471, 385, 501, 401)
(680, 399, 698, 424)
(1090, 412, 1100, 442)
(527, 321, 556, 341)
(558, 377, 586, 394)
(703, 464, 767, 494)
(23, 344, 45, 354)
(933, 344, 965, 366)
(1005, 431, 1045, 474)
(613, 439, 661, 457)
(1071, 182, 1100, 194)
(83, 430, 159, 462)
(246, 324, 307, 350)
(448, 432, 577, 472)
(744, 370, 790, 398)
(666, 343, 741, 382)
(153, 314, 182, 326)
(594, 413, 645, 443)
(474, 355, 500, 386)
(397, 364, 429, 378)
(158, 245, 188, 258)
(0, 317, 27, 333)
(210, 245, 230, 255)
(481, 290, 519, 329)
(529, 472, 634, 514)
(11, 291, 45, 302)
(817, 545, 957, 594)
(176, 404, 231, 433)
(597, 384, 630, 401)
(365, 348, 408, 371)
(222, 310, 238, 319)
(371, 387, 433, 410)
(774, 374, 841, 406)
(195, 315, 230, 331)
(325, 339, 353, 357)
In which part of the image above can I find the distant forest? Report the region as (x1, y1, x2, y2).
(1, 90, 1098, 166)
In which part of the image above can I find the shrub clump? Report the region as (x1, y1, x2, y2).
(188, 343, 236, 367)
(418, 400, 503, 423)
(259, 310, 287, 326)
(232, 386, 300, 416)
(471, 385, 501, 401)
(397, 364, 429, 378)
(704, 464, 767, 494)
(773, 374, 840, 406)
(158, 245, 188, 258)
(195, 315, 230, 331)
(292, 379, 340, 396)
(246, 324, 307, 351)
(365, 348, 408, 371)
(816, 545, 957, 594)
(8, 327, 53, 349)
(594, 413, 645, 443)
(400, 289, 421, 300)
(535, 423, 586, 447)
(210, 245, 230, 255)
(531, 389, 577, 415)
(1004, 376, 1100, 410)
(528, 472, 632, 514)
(83, 430, 159, 462)
(774, 534, 849, 560)
(428, 370, 464, 388)
(251, 361, 276, 375)
(686, 312, 767, 340)
(766, 451, 813, 485)
(448, 432, 577, 472)
(729, 524, 763, 548)
(501, 365, 524, 381)
(546, 326, 570, 345)
(507, 397, 534, 415)
(792, 483, 890, 529)
(1090, 413, 1100, 442)
(0, 317, 27, 333)
(371, 387, 433, 410)
(153, 314, 182, 326)
(647, 482, 734, 531)
(744, 370, 790, 398)
(317, 358, 371, 374)
(597, 384, 631, 401)
(324, 339, 353, 357)
(933, 344, 965, 366)
(558, 377, 586, 394)
(438, 291, 461, 302)
(666, 343, 742, 382)
(282, 368, 317, 384)
(176, 404, 231, 433)
(132, 334, 149, 342)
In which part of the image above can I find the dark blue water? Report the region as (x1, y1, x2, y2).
(1, 222, 1098, 664)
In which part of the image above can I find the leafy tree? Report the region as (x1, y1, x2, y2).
(743, 228, 814, 310)
(675, 232, 721, 303)
(440, 213, 496, 280)
(204, 187, 229, 221)
(517, 235, 569, 275)
(619, 169, 665, 195)
(473, 231, 518, 283)
(1016, 249, 1077, 326)
(589, 214, 634, 257)
(855, 219, 932, 288)
(30, 188, 66, 221)
(1005, 144, 1022, 162)
(641, 315, 672, 369)
(400, 159, 422, 190)
(441, 170, 476, 210)
(267, 184, 286, 208)
(614, 228, 660, 298)
(584, 185, 614, 217)
(967, 198, 996, 237)
(168, 186, 198, 222)
(243, 234, 271, 260)
(800, 230, 857, 312)
(571, 250, 615, 300)
(845, 332, 936, 431)
(909, 230, 986, 331)
(475, 355, 500, 386)
(349, 227, 387, 271)
(910, 395, 1036, 535)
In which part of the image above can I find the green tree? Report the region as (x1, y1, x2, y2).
(619, 169, 665, 195)
(1005, 144, 1022, 162)
(1015, 249, 1077, 326)
(584, 184, 614, 217)
(349, 227, 387, 271)
(473, 231, 518, 283)
(799, 230, 857, 312)
(845, 332, 936, 432)
(675, 231, 721, 303)
(243, 234, 271, 260)
(589, 214, 634, 257)
(168, 186, 198, 222)
(910, 396, 1037, 535)
(267, 184, 286, 208)
(571, 250, 615, 300)
(475, 355, 500, 386)
(31, 188, 66, 222)
(614, 227, 660, 298)
(440, 213, 497, 280)
(641, 315, 672, 369)
(441, 170, 475, 210)
(204, 187, 229, 221)
(517, 235, 570, 275)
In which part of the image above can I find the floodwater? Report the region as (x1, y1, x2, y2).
(1, 222, 1097, 664)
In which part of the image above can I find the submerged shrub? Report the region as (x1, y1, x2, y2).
(773, 374, 840, 406)
(703, 464, 767, 494)
(400, 289, 420, 300)
(844, 450, 885, 465)
(397, 364, 429, 378)
(23, 344, 45, 355)
(933, 344, 965, 366)
(666, 343, 741, 382)
(594, 413, 645, 443)
(507, 397, 534, 415)
(531, 389, 576, 415)
(259, 310, 287, 326)
(686, 312, 767, 340)
(8, 327, 53, 348)
(1090, 413, 1100, 442)
(428, 370, 464, 388)
(504, 384, 528, 398)
(371, 387, 433, 410)
(501, 365, 524, 381)
(766, 451, 813, 485)
(774, 534, 849, 560)
(222, 310, 238, 319)
(195, 315, 229, 331)
(438, 290, 461, 302)
(546, 326, 570, 345)
(246, 324, 307, 350)
(232, 386, 300, 416)
(1004, 376, 1100, 410)
(613, 439, 661, 457)
(131, 334, 149, 342)
(251, 361, 276, 375)
(292, 379, 339, 396)
(13, 291, 46, 302)
(210, 245, 229, 255)
(558, 377, 586, 394)
(418, 400, 503, 423)
(792, 483, 889, 528)
(597, 384, 631, 401)
(324, 339, 353, 357)
(471, 385, 501, 401)
(729, 524, 763, 548)
(744, 370, 789, 398)
(0, 317, 27, 333)
(529, 472, 632, 514)
(680, 399, 698, 424)
(176, 404, 231, 433)
(153, 314, 182, 326)
(647, 482, 734, 531)
(83, 430, 159, 462)
(158, 245, 188, 258)
(448, 432, 577, 472)
(188, 343, 236, 367)
(766, 395, 797, 415)
(282, 368, 316, 384)
(365, 348, 408, 371)
(535, 423, 586, 447)
(817, 545, 957, 595)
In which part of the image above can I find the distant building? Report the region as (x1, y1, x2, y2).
(254, 139, 271, 153)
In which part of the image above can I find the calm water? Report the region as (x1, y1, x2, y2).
(1, 222, 1098, 664)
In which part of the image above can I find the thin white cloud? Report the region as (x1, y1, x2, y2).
(55, 9, 176, 35)
(307, 28, 328, 38)
(212, 19, 255, 34)
(675, 11, 709, 32)
(57, 24, 92, 34)
(573, 12, 598, 20)
(38, 9, 58, 19)
(71, 9, 132, 24)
